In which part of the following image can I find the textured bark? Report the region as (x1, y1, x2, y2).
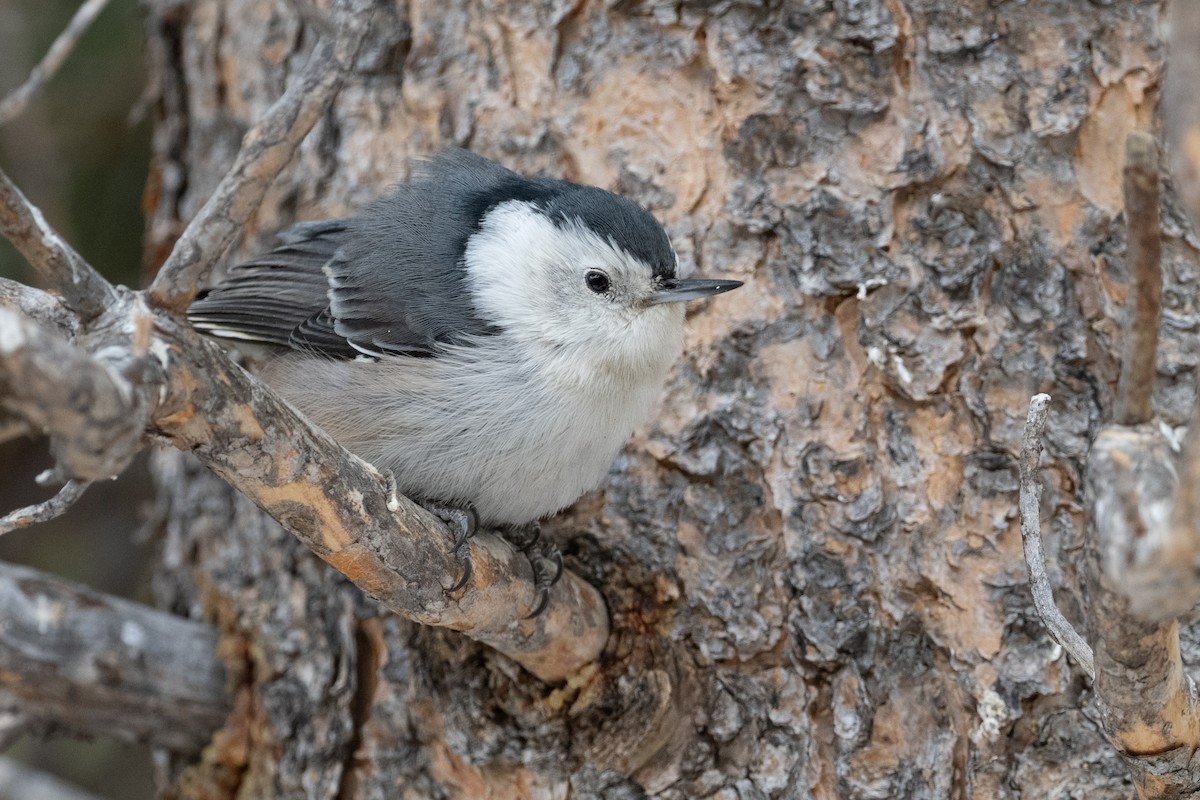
(140, 0, 1193, 797)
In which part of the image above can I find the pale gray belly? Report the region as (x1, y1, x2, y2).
(265, 351, 662, 525)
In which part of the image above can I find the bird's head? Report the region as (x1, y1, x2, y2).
(463, 184, 741, 378)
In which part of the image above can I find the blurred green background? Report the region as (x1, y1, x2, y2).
(0, 0, 156, 797)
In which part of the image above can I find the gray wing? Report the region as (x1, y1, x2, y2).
(189, 150, 521, 359)
(187, 220, 369, 358)
(322, 150, 525, 353)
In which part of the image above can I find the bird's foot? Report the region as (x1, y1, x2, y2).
(503, 522, 564, 618)
(421, 500, 478, 592)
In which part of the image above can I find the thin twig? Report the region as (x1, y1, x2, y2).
(147, 0, 372, 310)
(1018, 393, 1096, 679)
(0, 167, 115, 321)
(1114, 131, 1162, 426)
(0, 480, 89, 535)
(0, 0, 113, 127)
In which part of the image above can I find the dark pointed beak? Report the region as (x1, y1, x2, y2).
(650, 277, 743, 305)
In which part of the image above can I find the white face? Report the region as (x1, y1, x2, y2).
(463, 200, 685, 378)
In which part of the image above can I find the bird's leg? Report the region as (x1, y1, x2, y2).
(502, 522, 564, 618)
(420, 500, 478, 592)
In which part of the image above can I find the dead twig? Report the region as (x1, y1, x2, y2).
(1114, 132, 1162, 425)
(0, 479, 89, 535)
(0, 168, 115, 321)
(0, 0, 113, 127)
(147, 0, 372, 310)
(1018, 393, 1096, 679)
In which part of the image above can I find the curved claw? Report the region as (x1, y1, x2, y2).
(500, 522, 560, 616)
(524, 586, 550, 619)
(421, 500, 478, 593)
(546, 545, 564, 586)
(450, 506, 478, 549)
(447, 545, 473, 593)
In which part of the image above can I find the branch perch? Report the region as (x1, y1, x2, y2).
(0, 269, 609, 681)
(148, 314, 609, 681)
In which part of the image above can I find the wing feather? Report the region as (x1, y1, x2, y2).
(189, 150, 536, 360)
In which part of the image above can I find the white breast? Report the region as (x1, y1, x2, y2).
(264, 332, 679, 525)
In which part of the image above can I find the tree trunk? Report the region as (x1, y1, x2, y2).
(142, 0, 1183, 797)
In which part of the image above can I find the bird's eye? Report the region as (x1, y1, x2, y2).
(585, 270, 611, 293)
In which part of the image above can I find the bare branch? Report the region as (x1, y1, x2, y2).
(0, 560, 228, 752)
(0, 0, 113, 127)
(1114, 131, 1162, 426)
(0, 479, 89, 535)
(0, 277, 76, 334)
(0, 167, 115, 321)
(0, 304, 143, 482)
(0, 758, 103, 800)
(147, 0, 373, 310)
(1018, 393, 1096, 678)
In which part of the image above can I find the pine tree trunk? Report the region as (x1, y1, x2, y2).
(143, 1, 1183, 797)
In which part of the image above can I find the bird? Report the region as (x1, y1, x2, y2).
(188, 149, 742, 613)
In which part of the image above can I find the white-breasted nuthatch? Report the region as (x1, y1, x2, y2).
(189, 149, 741, 610)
